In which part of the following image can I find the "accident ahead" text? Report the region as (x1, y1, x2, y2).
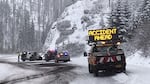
(88, 28, 117, 41)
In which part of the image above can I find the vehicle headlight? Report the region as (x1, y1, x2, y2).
(117, 42, 121, 45)
(101, 41, 106, 44)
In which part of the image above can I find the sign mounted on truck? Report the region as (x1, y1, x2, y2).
(88, 28, 118, 41)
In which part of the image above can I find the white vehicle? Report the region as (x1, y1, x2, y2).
(20, 51, 42, 61)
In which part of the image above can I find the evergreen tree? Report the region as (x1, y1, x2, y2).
(133, 0, 150, 57)
(109, 0, 123, 29)
(123, 1, 131, 30)
(109, 0, 131, 40)
(141, 0, 150, 21)
(122, 0, 131, 38)
(0, 22, 4, 51)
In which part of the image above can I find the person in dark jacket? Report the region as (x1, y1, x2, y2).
(21, 51, 27, 61)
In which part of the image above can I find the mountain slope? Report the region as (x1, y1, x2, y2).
(44, 0, 111, 56)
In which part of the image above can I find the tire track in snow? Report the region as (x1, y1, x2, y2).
(0, 66, 75, 84)
(0, 61, 77, 84)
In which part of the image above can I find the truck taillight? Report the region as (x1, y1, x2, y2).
(60, 53, 63, 56)
(57, 55, 60, 58)
(93, 57, 97, 65)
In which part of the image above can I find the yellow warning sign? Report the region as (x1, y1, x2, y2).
(88, 28, 117, 41)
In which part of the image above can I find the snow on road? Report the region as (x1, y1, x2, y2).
(0, 54, 76, 84)
(0, 54, 18, 62)
(1, 53, 150, 84)
(0, 63, 42, 83)
(70, 55, 150, 84)
(0, 54, 43, 83)
(70, 56, 124, 84)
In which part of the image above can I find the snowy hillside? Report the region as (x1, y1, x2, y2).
(44, 0, 111, 54)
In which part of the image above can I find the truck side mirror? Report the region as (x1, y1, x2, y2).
(84, 52, 87, 57)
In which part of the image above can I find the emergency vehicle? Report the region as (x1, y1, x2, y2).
(44, 50, 57, 62)
(55, 51, 70, 63)
(84, 28, 126, 76)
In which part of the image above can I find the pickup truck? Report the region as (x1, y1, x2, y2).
(84, 44, 126, 77)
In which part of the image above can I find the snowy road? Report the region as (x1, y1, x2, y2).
(0, 54, 77, 84)
(0, 54, 150, 84)
(71, 56, 150, 84)
(0, 62, 76, 84)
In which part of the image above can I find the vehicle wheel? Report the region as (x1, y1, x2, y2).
(39, 57, 42, 60)
(55, 60, 59, 63)
(64, 61, 68, 62)
(45, 58, 49, 62)
(122, 67, 126, 73)
(29, 57, 34, 61)
(22, 59, 26, 62)
(88, 64, 93, 73)
(93, 67, 98, 77)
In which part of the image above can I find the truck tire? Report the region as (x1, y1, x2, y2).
(45, 59, 49, 62)
(39, 57, 42, 60)
(29, 57, 34, 61)
(55, 60, 59, 63)
(122, 66, 126, 73)
(64, 61, 68, 62)
(22, 59, 26, 62)
(93, 67, 98, 77)
(88, 64, 93, 73)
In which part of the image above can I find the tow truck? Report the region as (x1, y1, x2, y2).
(84, 27, 126, 76)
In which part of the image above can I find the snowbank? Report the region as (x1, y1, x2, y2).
(0, 54, 18, 62)
(127, 50, 150, 67)
(0, 63, 40, 82)
(0, 54, 41, 83)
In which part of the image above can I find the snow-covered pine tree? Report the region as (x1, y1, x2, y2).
(109, 0, 131, 40)
(108, 0, 122, 29)
(121, 0, 131, 38)
(108, 0, 125, 42)
(140, 0, 150, 21)
(134, 0, 150, 57)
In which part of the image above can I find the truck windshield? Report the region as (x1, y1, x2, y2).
(93, 46, 107, 52)
(93, 46, 118, 54)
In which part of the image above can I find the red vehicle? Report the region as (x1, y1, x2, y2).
(44, 50, 57, 62)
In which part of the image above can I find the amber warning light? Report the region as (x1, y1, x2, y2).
(88, 28, 117, 41)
